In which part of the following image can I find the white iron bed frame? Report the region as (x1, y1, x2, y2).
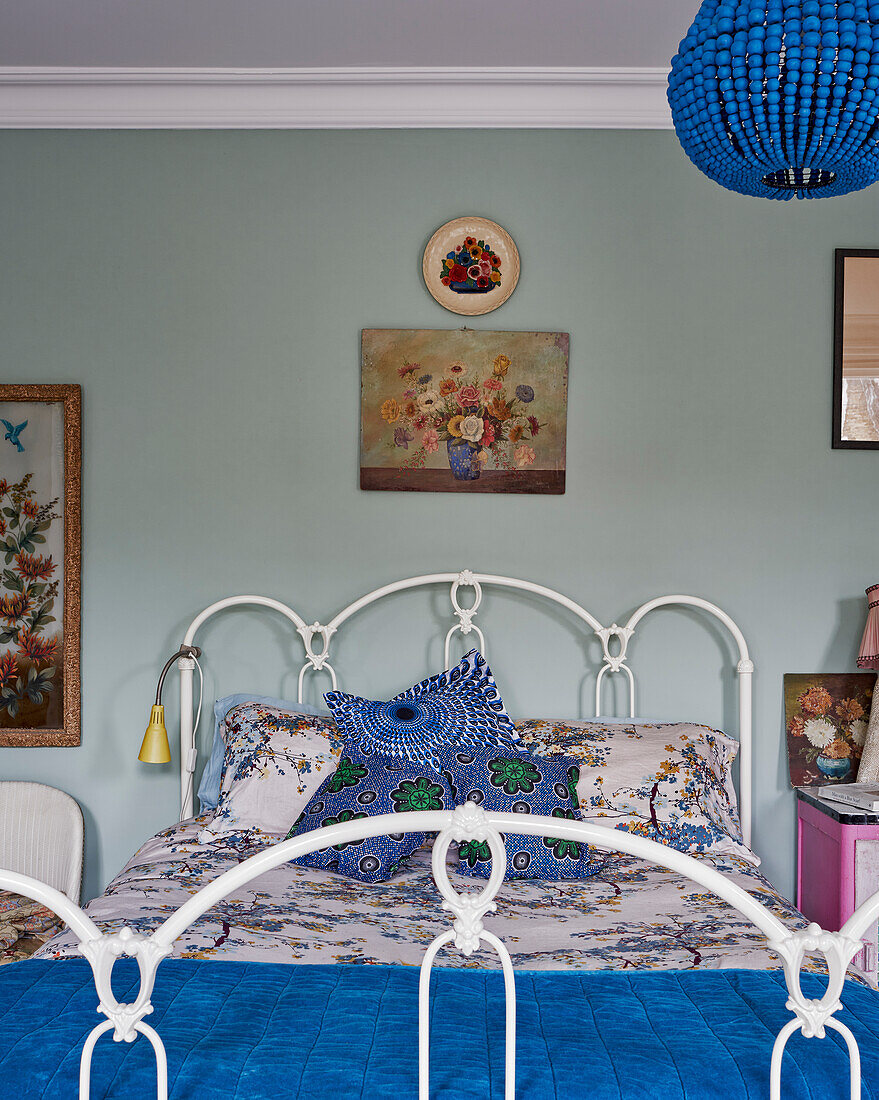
(1, 570, 877, 1100)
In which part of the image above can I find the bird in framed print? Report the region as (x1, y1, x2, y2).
(1, 420, 27, 452)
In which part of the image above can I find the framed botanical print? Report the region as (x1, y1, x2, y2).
(0, 385, 81, 746)
(833, 249, 879, 448)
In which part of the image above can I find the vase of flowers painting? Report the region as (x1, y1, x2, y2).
(361, 330, 568, 495)
(784, 673, 876, 787)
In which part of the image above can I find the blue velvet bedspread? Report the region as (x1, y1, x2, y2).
(1, 960, 877, 1098)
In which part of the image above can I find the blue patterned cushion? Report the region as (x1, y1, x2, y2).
(324, 650, 517, 771)
(438, 747, 607, 881)
(287, 747, 452, 882)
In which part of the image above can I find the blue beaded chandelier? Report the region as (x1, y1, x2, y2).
(668, 1, 879, 199)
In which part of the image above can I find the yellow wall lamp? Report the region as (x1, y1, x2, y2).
(138, 645, 201, 764)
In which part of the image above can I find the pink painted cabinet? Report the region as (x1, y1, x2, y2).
(797, 789, 879, 984)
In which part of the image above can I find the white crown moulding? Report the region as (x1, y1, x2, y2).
(0, 67, 673, 129)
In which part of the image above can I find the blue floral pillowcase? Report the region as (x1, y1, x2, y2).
(291, 649, 519, 883)
(516, 719, 757, 866)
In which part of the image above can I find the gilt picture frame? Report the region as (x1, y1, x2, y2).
(0, 384, 81, 746)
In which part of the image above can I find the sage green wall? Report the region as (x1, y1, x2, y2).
(0, 129, 875, 904)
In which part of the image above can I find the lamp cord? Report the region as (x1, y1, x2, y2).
(180, 653, 204, 821)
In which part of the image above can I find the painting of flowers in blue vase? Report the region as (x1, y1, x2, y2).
(784, 673, 876, 787)
(360, 329, 568, 494)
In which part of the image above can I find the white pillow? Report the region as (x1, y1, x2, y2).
(201, 701, 346, 841)
(516, 718, 757, 866)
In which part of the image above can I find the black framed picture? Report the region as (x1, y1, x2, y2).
(834, 248, 879, 449)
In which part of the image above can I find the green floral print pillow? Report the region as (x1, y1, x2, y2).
(288, 745, 452, 883)
(437, 746, 607, 881)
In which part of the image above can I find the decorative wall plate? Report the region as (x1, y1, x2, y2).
(422, 217, 520, 316)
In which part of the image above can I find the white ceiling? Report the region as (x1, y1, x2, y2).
(0, 0, 698, 70)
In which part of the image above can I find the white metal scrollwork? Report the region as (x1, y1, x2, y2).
(768, 923, 864, 1100)
(419, 804, 515, 1100)
(594, 623, 636, 715)
(78, 929, 174, 1099)
(2, 812, 876, 1099)
(444, 571, 487, 664)
(295, 621, 338, 697)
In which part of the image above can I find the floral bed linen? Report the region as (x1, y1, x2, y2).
(0, 890, 65, 964)
(40, 816, 811, 972)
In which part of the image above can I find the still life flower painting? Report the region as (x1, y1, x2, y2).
(784, 672, 876, 787)
(360, 329, 568, 494)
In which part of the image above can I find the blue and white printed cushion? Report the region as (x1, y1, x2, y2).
(516, 719, 756, 865)
(288, 747, 452, 883)
(439, 747, 606, 881)
(324, 649, 517, 772)
(202, 703, 346, 841)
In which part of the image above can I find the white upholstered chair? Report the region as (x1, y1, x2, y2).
(0, 782, 84, 902)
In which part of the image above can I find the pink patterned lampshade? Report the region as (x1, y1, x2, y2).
(858, 584, 879, 670)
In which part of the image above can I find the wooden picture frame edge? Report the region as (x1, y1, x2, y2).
(832, 247, 879, 450)
(0, 384, 81, 746)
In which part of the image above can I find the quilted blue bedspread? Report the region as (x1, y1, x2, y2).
(1, 960, 877, 1098)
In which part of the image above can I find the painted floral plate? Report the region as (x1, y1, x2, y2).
(422, 216, 520, 316)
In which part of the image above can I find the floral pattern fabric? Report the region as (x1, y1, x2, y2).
(289, 748, 452, 882)
(0, 890, 64, 964)
(203, 703, 346, 840)
(516, 719, 754, 864)
(37, 816, 820, 976)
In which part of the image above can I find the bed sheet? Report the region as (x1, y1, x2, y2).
(39, 816, 809, 971)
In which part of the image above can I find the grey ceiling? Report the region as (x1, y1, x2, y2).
(0, 0, 698, 69)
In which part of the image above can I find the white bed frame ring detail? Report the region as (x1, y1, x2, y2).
(1, 570, 874, 1100)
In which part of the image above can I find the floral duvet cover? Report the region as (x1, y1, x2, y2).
(39, 816, 810, 972)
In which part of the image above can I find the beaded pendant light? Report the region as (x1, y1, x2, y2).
(668, 1, 879, 199)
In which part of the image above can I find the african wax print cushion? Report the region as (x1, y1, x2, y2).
(439, 747, 607, 881)
(288, 746, 452, 883)
(324, 649, 517, 771)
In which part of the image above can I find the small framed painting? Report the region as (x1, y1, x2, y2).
(360, 328, 568, 494)
(422, 217, 520, 316)
(833, 248, 879, 448)
(0, 385, 81, 746)
(784, 672, 876, 787)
